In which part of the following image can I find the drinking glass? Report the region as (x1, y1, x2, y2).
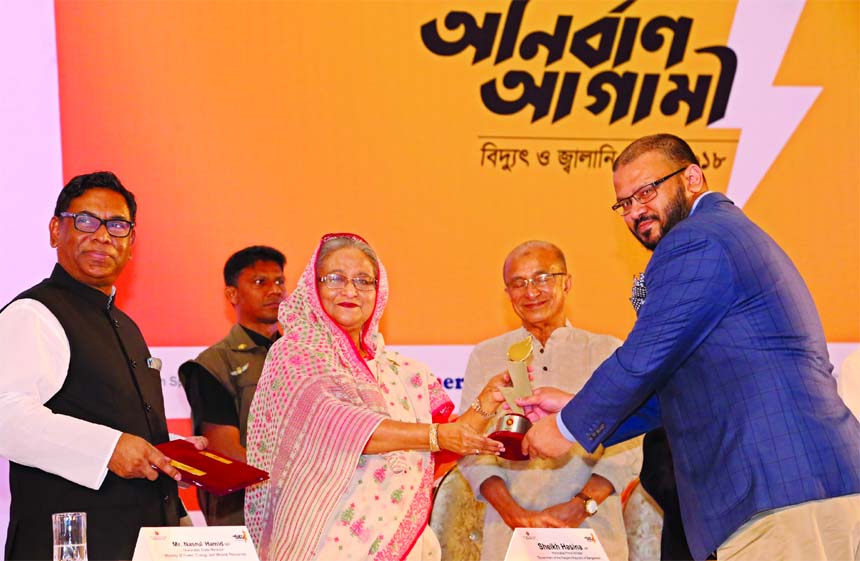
(52, 512, 87, 561)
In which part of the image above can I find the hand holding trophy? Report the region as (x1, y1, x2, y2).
(488, 336, 534, 460)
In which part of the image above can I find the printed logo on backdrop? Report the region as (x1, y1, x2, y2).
(421, 0, 736, 175)
(420, 0, 822, 210)
(422, 0, 735, 126)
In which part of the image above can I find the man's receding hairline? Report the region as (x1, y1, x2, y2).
(503, 241, 567, 281)
(612, 133, 699, 172)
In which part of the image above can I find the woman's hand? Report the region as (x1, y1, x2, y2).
(438, 420, 504, 456)
(479, 371, 512, 410)
(457, 370, 513, 432)
(485, 371, 513, 392)
(485, 369, 538, 413)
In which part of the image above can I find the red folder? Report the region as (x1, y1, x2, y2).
(156, 440, 269, 496)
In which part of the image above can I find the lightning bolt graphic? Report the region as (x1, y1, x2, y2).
(711, 0, 820, 208)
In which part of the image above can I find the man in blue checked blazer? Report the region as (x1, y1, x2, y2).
(521, 134, 860, 561)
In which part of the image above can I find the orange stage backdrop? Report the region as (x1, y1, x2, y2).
(3, 0, 859, 543)
(54, 0, 858, 347)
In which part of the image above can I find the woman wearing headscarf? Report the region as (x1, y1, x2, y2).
(245, 233, 506, 561)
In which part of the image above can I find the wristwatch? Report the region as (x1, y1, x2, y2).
(575, 492, 598, 516)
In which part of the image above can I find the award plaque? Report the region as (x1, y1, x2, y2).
(489, 336, 534, 461)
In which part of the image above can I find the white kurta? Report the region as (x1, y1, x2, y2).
(838, 349, 860, 420)
(459, 324, 643, 561)
(0, 298, 120, 490)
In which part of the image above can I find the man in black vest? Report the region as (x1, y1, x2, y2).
(0, 172, 205, 560)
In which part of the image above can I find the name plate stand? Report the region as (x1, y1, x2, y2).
(504, 528, 610, 561)
(132, 526, 260, 561)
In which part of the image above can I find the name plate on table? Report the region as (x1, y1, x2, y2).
(132, 527, 260, 561)
(504, 528, 609, 561)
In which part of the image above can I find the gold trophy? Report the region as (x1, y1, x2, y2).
(488, 336, 534, 460)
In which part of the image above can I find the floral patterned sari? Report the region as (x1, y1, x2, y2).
(245, 233, 453, 561)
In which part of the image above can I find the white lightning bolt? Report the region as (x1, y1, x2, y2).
(711, 0, 820, 208)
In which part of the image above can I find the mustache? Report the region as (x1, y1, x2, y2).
(633, 214, 659, 231)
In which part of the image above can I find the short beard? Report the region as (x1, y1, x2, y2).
(633, 186, 690, 251)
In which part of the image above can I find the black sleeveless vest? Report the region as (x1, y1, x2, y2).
(4, 264, 180, 561)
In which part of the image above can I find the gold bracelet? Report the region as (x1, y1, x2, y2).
(471, 398, 495, 419)
(428, 423, 441, 452)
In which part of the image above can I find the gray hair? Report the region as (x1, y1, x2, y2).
(316, 235, 380, 278)
(503, 240, 567, 281)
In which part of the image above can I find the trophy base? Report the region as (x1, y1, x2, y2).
(488, 413, 532, 461)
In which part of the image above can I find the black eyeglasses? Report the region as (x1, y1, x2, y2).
(58, 212, 135, 238)
(611, 167, 687, 216)
(506, 272, 567, 291)
(318, 273, 377, 291)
